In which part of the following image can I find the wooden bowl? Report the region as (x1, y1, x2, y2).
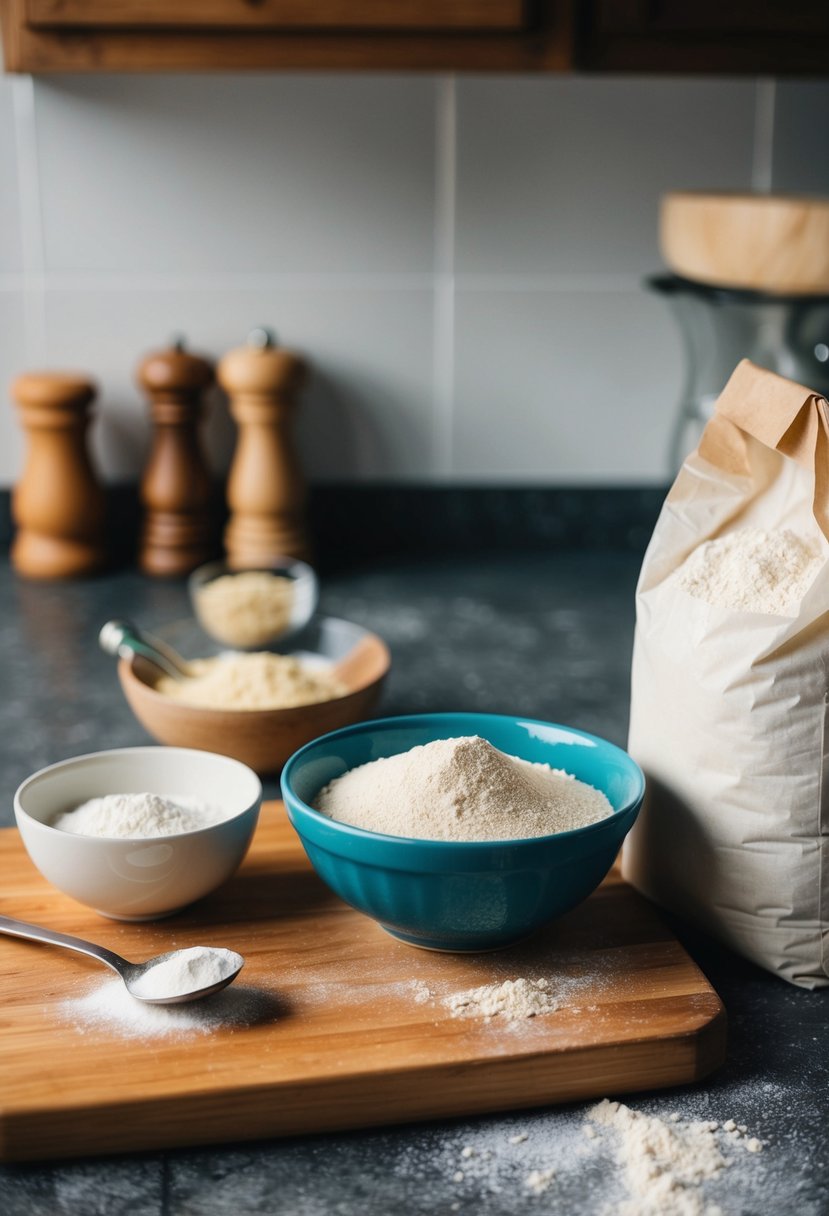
(118, 616, 390, 775)
(660, 192, 829, 295)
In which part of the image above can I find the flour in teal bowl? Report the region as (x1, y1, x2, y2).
(313, 735, 613, 843)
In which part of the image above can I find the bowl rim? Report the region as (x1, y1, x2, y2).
(188, 555, 318, 589)
(281, 711, 646, 851)
(14, 745, 263, 844)
(119, 614, 391, 718)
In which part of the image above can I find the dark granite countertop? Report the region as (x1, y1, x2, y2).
(0, 552, 826, 1216)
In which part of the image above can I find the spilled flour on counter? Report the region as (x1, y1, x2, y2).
(445, 978, 560, 1023)
(677, 527, 823, 616)
(389, 1095, 772, 1215)
(315, 735, 612, 842)
(586, 1099, 763, 1216)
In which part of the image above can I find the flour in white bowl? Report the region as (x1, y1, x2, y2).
(50, 792, 228, 838)
(314, 736, 613, 842)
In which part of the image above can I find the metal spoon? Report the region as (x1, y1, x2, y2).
(0, 914, 244, 1005)
(99, 618, 191, 682)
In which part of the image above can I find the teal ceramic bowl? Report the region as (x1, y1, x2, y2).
(281, 713, 645, 952)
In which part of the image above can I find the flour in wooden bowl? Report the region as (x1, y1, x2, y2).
(156, 652, 345, 711)
(313, 735, 613, 842)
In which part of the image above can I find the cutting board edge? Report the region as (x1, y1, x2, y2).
(0, 1004, 728, 1163)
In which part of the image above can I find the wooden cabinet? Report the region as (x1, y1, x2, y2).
(1, 0, 827, 74)
(0, 0, 573, 72)
(22, 1, 531, 31)
(578, 1, 829, 74)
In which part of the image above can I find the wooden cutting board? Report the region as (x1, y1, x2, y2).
(0, 804, 726, 1162)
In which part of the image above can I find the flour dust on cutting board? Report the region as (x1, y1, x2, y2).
(62, 979, 281, 1039)
(274, 945, 641, 1040)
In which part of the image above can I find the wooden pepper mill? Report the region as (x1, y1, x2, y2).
(218, 328, 309, 565)
(11, 372, 106, 579)
(137, 339, 216, 577)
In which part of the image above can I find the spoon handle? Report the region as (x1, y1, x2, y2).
(0, 914, 129, 978)
(98, 618, 189, 681)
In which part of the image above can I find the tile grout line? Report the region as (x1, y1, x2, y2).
(752, 78, 776, 193)
(432, 74, 457, 481)
(11, 74, 47, 364)
(0, 270, 645, 293)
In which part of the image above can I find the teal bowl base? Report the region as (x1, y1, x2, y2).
(380, 924, 535, 954)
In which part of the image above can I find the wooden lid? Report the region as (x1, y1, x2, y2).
(217, 328, 306, 395)
(660, 192, 829, 295)
(137, 339, 214, 394)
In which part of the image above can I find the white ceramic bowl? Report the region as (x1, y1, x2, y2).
(14, 747, 262, 921)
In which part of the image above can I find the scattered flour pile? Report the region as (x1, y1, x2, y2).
(415, 1101, 769, 1214)
(677, 527, 822, 615)
(314, 736, 613, 842)
(446, 978, 559, 1022)
(51, 792, 226, 838)
(157, 652, 345, 711)
(587, 1099, 763, 1216)
(63, 979, 275, 1039)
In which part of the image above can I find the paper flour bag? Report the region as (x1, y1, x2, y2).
(623, 359, 829, 989)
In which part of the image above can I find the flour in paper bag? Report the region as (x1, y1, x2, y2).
(677, 527, 822, 615)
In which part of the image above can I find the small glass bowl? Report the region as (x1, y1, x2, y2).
(188, 557, 319, 651)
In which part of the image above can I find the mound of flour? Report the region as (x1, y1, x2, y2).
(51, 792, 226, 838)
(677, 527, 822, 615)
(445, 978, 560, 1022)
(313, 735, 613, 842)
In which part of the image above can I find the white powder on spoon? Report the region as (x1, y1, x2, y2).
(129, 946, 242, 1000)
(314, 735, 613, 842)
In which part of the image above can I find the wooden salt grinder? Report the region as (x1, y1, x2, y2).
(11, 372, 106, 579)
(218, 328, 309, 565)
(137, 340, 215, 577)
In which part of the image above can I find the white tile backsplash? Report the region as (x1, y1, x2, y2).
(455, 77, 757, 277)
(453, 288, 679, 482)
(0, 291, 28, 477)
(771, 81, 829, 194)
(34, 76, 436, 275)
(0, 79, 22, 274)
(0, 72, 823, 490)
(42, 285, 435, 483)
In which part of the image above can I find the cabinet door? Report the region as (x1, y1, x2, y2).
(2, 0, 572, 72)
(24, 0, 530, 31)
(593, 0, 829, 35)
(580, 0, 829, 72)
